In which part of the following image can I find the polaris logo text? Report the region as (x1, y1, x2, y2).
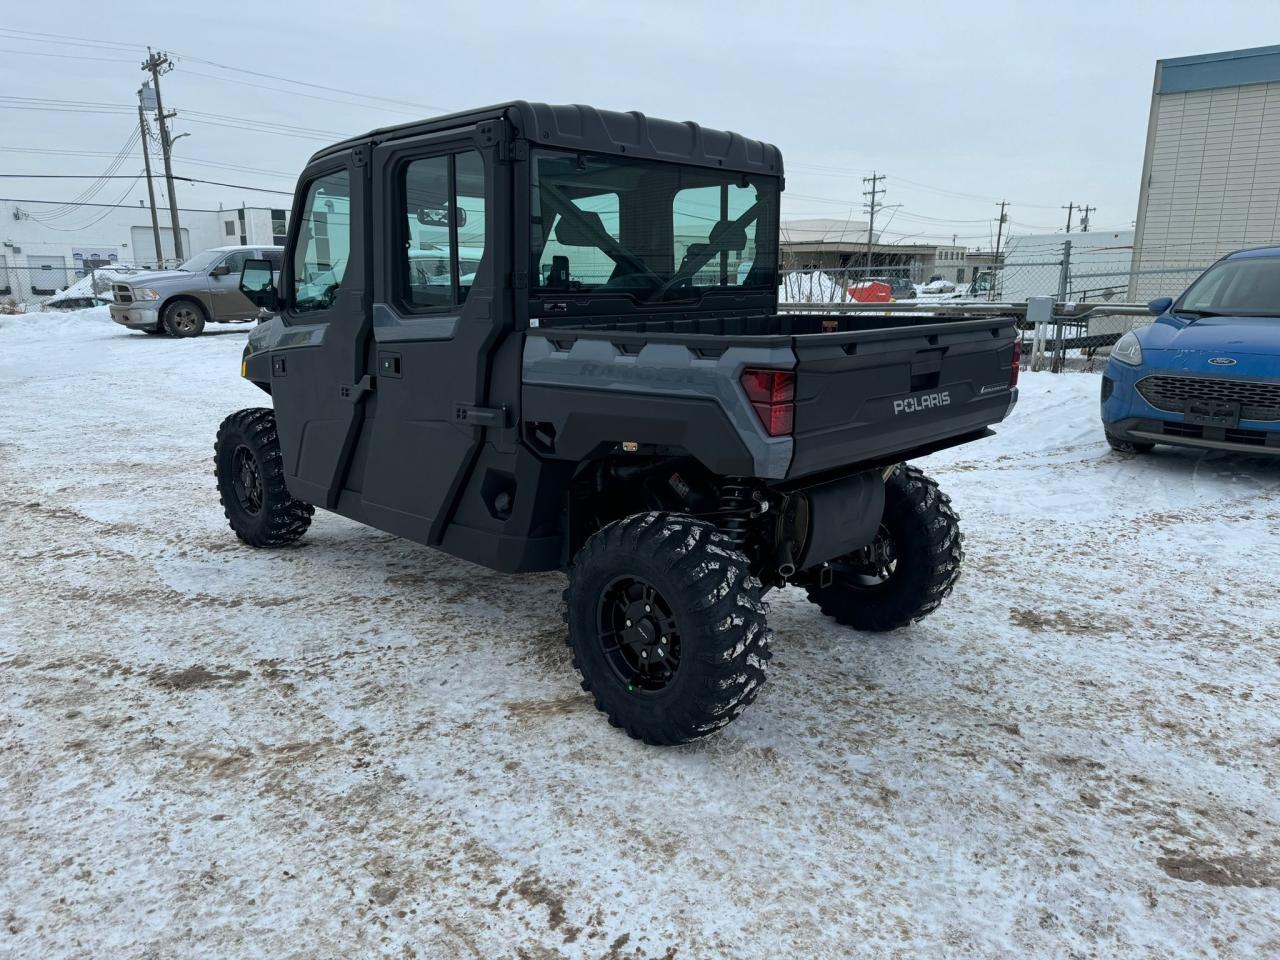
(894, 390, 951, 415)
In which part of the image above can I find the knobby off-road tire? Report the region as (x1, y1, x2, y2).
(1106, 432, 1155, 455)
(214, 407, 313, 547)
(805, 465, 962, 633)
(565, 512, 772, 746)
(163, 298, 206, 338)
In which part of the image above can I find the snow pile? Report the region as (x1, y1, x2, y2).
(0, 305, 114, 340)
(779, 270, 846, 303)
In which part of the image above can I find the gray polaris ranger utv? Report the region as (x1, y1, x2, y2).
(216, 102, 1019, 745)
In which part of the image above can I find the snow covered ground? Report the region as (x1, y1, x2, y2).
(2, 308, 1278, 958)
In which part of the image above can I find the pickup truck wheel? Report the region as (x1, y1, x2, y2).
(214, 407, 313, 547)
(163, 299, 206, 337)
(565, 512, 772, 746)
(805, 465, 962, 632)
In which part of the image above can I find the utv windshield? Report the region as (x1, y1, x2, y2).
(531, 150, 778, 303)
(1177, 256, 1280, 317)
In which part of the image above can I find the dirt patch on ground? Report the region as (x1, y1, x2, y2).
(1010, 607, 1102, 635)
(503, 693, 591, 722)
(1158, 851, 1279, 888)
(149, 664, 251, 690)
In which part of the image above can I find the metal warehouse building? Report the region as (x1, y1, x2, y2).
(1131, 44, 1280, 299)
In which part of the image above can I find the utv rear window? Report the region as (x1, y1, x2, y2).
(530, 150, 778, 303)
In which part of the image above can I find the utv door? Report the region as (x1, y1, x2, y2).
(267, 153, 373, 509)
(357, 129, 507, 547)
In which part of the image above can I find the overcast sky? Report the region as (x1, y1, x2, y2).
(4, 0, 1280, 248)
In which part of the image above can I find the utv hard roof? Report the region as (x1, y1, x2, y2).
(308, 101, 783, 178)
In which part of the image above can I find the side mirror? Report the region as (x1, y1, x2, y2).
(210, 263, 231, 278)
(239, 258, 279, 311)
(1147, 296, 1173, 315)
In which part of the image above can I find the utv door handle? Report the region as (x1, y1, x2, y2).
(339, 375, 374, 400)
(453, 403, 506, 427)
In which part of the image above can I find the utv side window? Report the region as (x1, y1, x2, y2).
(292, 169, 351, 315)
(401, 149, 487, 309)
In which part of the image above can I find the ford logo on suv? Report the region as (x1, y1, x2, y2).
(1208, 357, 1237, 366)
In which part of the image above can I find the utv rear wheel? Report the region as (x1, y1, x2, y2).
(214, 408, 313, 547)
(805, 465, 962, 632)
(565, 513, 772, 745)
(1106, 432, 1154, 454)
(163, 298, 206, 337)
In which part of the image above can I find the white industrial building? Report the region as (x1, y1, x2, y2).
(0, 199, 288, 304)
(1131, 44, 1280, 300)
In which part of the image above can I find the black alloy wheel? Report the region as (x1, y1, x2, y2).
(598, 576, 681, 692)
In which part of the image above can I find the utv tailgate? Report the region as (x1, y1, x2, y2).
(787, 316, 1017, 479)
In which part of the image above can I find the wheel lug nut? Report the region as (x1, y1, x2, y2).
(645, 605, 651, 613)
(641, 650, 648, 658)
(626, 619, 632, 627)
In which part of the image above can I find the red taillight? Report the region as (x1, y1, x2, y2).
(1010, 337, 1021, 388)
(741, 368, 795, 437)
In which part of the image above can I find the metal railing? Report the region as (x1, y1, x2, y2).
(778, 297, 1157, 372)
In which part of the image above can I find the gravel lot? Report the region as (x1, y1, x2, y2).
(2, 309, 1278, 958)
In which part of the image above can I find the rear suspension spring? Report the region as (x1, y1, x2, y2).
(718, 480, 754, 547)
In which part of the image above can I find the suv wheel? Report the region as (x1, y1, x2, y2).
(214, 408, 313, 547)
(565, 512, 772, 745)
(163, 299, 206, 337)
(805, 465, 962, 632)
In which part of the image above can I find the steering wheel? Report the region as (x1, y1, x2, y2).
(319, 283, 340, 309)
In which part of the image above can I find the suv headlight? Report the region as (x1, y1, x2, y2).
(1112, 331, 1143, 366)
(133, 288, 161, 301)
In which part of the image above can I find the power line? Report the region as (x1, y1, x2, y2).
(0, 46, 136, 63)
(168, 51, 450, 114)
(0, 173, 292, 195)
(0, 146, 295, 179)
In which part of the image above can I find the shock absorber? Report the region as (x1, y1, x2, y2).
(718, 479, 754, 547)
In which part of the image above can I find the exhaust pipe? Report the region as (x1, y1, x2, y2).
(777, 541, 797, 579)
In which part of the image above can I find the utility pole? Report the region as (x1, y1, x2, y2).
(862, 171, 885, 277)
(1078, 204, 1095, 233)
(1062, 201, 1076, 234)
(142, 48, 183, 262)
(992, 200, 1008, 301)
(137, 84, 163, 265)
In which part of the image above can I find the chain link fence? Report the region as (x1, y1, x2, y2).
(0, 261, 182, 312)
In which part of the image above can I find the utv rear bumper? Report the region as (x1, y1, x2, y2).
(1107, 416, 1280, 456)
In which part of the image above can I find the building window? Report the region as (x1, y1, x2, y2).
(224, 221, 236, 236)
(271, 208, 288, 246)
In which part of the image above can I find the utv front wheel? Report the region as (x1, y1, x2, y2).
(805, 465, 962, 632)
(565, 513, 772, 745)
(214, 408, 313, 547)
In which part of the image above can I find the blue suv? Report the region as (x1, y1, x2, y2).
(1102, 247, 1280, 457)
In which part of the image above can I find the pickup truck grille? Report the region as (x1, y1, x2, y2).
(112, 283, 134, 304)
(1136, 374, 1280, 422)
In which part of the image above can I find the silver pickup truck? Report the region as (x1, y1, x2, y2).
(109, 245, 282, 337)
